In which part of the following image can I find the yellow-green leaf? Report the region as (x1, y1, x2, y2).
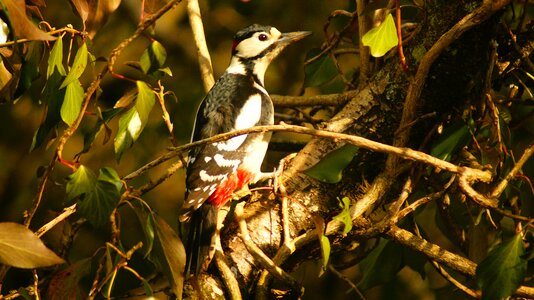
(333, 197, 352, 234)
(60, 79, 84, 126)
(140, 40, 167, 75)
(60, 42, 88, 89)
(47, 35, 66, 78)
(362, 14, 399, 57)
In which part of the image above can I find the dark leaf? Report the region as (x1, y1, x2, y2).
(303, 48, 338, 87)
(476, 235, 527, 300)
(150, 214, 185, 299)
(304, 144, 358, 183)
(358, 238, 404, 290)
(85, 0, 122, 38)
(0, 222, 65, 268)
(430, 120, 471, 162)
(30, 70, 65, 151)
(47, 258, 91, 300)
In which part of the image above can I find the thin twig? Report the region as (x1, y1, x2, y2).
(491, 144, 534, 199)
(35, 204, 77, 237)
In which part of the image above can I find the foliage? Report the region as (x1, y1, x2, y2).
(0, 0, 533, 299)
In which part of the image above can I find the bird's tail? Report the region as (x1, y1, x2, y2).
(184, 203, 217, 278)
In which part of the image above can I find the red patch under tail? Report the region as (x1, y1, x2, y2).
(208, 169, 253, 207)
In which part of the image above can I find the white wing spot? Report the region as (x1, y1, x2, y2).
(200, 170, 227, 182)
(204, 156, 212, 163)
(193, 187, 201, 192)
(213, 154, 241, 168)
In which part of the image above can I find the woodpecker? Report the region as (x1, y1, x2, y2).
(179, 24, 310, 277)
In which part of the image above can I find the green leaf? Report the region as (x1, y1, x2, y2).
(150, 214, 185, 299)
(332, 197, 352, 234)
(47, 35, 66, 78)
(140, 40, 167, 75)
(430, 120, 471, 162)
(476, 235, 527, 300)
(31, 69, 65, 151)
(60, 79, 84, 126)
(304, 144, 359, 183)
(362, 14, 399, 57)
(60, 42, 88, 89)
(78, 168, 122, 228)
(0, 222, 65, 268)
(66, 166, 122, 228)
(358, 238, 404, 290)
(114, 81, 155, 161)
(304, 48, 338, 87)
(320, 235, 331, 270)
(66, 165, 96, 202)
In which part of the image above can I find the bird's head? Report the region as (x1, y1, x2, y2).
(228, 24, 311, 84)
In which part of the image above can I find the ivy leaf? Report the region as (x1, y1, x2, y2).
(66, 165, 96, 202)
(60, 79, 84, 126)
(358, 238, 404, 290)
(149, 213, 185, 299)
(476, 235, 527, 300)
(304, 144, 359, 183)
(362, 14, 399, 57)
(140, 40, 167, 75)
(66, 166, 122, 228)
(47, 35, 66, 78)
(77, 168, 122, 228)
(60, 42, 88, 89)
(332, 197, 352, 234)
(0, 222, 65, 268)
(303, 48, 338, 87)
(114, 81, 155, 161)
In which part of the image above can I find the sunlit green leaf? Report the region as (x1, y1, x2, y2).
(362, 14, 399, 57)
(140, 40, 167, 75)
(304, 144, 359, 183)
(60, 79, 84, 126)
(66, 165, 96, 202)
(0, 222, 65, 268)
(332, 197, 352, 234)
(320, 235, 331, 270)
(60, 42, 88, 89)
(47, 35, 66, 78)
(114, 81, 155, 161)
(476, 235, 527, 300)
(358, 238, 403, 290)
(304, 48, 338, 87)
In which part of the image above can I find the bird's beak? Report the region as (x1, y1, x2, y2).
(277, 31, 312, 46)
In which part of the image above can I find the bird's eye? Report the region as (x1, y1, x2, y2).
(258, 33, 268, 41)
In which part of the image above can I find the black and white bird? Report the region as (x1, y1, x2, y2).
(179, 24, 310, 277)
